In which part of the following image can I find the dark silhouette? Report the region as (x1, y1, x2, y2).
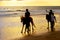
(49, 10, 54, 15)
(50, 13, 56, 32)
(21, 9, 35, 35)
(46, 10, 53, 30)
(46, 14, 50, 30)
(24, 16, 35, 35)
(46, 10, 56, 31)
(25, 9, 30, 17)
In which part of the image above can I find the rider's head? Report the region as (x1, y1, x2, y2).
(26, 9, 28, 12)
(50, 10, 52, 12)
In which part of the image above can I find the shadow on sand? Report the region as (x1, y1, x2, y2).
(11, 31, 60, 40)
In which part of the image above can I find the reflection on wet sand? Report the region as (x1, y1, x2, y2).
(0, 14, 60, 40)
(12, 31, 60, 40)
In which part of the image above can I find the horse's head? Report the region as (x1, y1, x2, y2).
(21, 16, 25, 22)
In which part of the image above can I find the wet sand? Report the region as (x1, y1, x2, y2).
(0, 14, 60, 40)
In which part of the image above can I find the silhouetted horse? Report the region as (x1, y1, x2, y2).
(21, 16, 35, 34)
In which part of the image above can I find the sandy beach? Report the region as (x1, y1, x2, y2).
(0, 14, 60, 40)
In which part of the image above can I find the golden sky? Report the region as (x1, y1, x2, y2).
(0, 0, 60, 6)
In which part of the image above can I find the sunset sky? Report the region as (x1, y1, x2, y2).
(0, 0, 60, 6)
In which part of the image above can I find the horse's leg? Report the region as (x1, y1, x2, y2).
(24, 26, 27, 34)
(32, 26, 34, 33)
(27, 27, 30, 35)
(21, 24, 24, 33)
(47, 21, 49, 31)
